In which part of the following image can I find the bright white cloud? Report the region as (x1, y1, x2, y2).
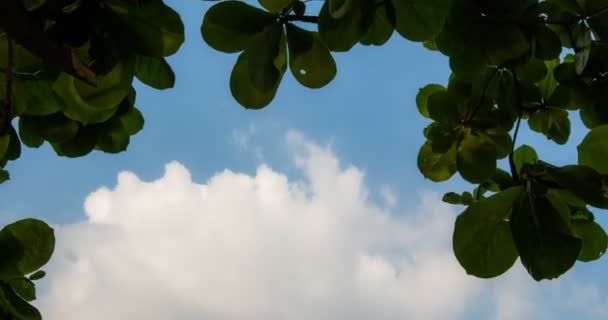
(34, 130, 604, 320)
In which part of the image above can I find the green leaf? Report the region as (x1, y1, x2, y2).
(392, 0, 450, 41)
(0, 283, 41, 320)
(28, 270, 45, 281)
(578, 124, 608, 173)
(359, 2, 395, 46)
(416, 84, 445, 118)
(51, 125, 97, 158)
(484, 25, 530, 65)
(246, 24, 285, 93)
(528, 108, 571, 144)
(14, 79, 63, 116)
(486, 168, 516, 191)
(201, 1, 277, 53)
(513, 144, 538, 175)
(548, 81, 590, 110)
(425, 123, 458, 153)
(8, 278, 36, 302)
(95, 118, 130, 154)
(457, 133, 497, 184)
(259, 0, 293, 13)
(571, 220, 608, 262)
(426, 90, 462, 125)
(104, 0, 185, 57)
(581, 97, 608, 128)
(293, 1, 306, 16)
(21, 0, 46, 11)
(542, 163, 608, 209)
(53, 61, 134, 124)
(548, 188, 587, 208)
(537, 59, 560, 100)
(546, 191, 571, 226)
(511, 192, 582, 280)
(442, 192, 463, 205)
(329, 0, 351, 18)
(286, 24, 336, 89)
(318, 0, 373, 51)
(17, 118, 44, 149)
(18, 114, 79, 143)
(483, 128, 512, 159)
(533, 24, 562, 60)
(516, 59, 548, 84)
(0, 219, 55, 277)
(4, 126, 22, 162)
(572, 23, 592, 74)
(118, 107, 144, 136)
(0, 134, 9, 160)
(453, 187, 523, 278)
(0, 170, 8, 184)
(135, 56, 175, 90)
(417, 142, 457, 182)
(230, 43, 286, 109)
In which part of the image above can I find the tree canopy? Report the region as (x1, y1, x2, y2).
(2, 0, 608, 318)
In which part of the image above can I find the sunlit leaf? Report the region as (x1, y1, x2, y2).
(417, 142, 457, 182)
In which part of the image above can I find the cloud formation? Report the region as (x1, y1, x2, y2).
(35, 131, 602, 320)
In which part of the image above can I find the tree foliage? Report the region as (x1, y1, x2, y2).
(2, 0, 608, 317)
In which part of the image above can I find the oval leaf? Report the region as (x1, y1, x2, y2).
(457, 133, 497, 184)
(286, 24, 336, 88)
(578, 124, 608, 174)
(571, 220, 608, 262)
(417, 142, 457, 182)
(0, 219, 55, 277)
(393, 0, 450, 41)
(453, 187, 523, 278)
(202, 1, 277, 53)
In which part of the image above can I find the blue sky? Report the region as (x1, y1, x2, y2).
(1, 1, 607, 319)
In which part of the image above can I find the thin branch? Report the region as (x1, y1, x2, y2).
(509, 69, 524, 183)
(509, 116, 522, 183)
(466, 68, 498, 122)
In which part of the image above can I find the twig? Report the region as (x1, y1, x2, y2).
(509, 69, 523, 183)
(466, 68, 498, 122)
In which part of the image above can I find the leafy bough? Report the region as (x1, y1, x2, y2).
(201, 0, 608, 281)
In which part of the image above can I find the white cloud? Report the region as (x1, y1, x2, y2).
(34, 131, 604, 320)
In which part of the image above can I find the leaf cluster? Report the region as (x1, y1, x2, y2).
(201, 0, 608, 281)
(0, 219, 54, 319)
(0, 0, 184, 181)
(3, 5, 608, 316)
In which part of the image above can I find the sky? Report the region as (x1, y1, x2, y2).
(0, 1, 607, 319)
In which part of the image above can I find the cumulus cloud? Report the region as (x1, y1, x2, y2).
(34, 131, 603, 320)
